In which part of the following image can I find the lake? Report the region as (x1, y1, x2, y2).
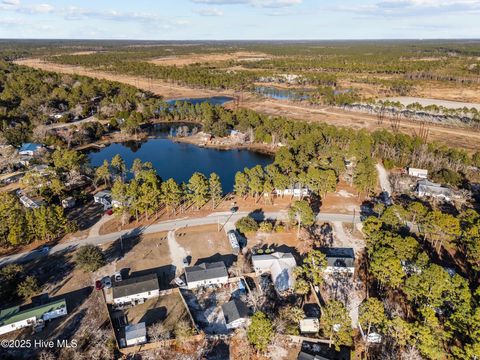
(88, 137, 272, 192)
(166, 96, 235, 106)
(255, 86, 310, 101)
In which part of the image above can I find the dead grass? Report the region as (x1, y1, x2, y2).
(148, 51, 270, 67)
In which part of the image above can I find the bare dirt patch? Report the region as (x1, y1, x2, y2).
(148, 51, 270, 67)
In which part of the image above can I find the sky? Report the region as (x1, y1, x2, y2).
(0, 0, 479, 40)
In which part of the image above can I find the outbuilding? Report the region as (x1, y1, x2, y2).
(408, 168, 428, 179)
(299, 318, 320, 334)
(18, 143, 43, 156)
(125, 322, 147, 347)
(222, 299, 250, 330)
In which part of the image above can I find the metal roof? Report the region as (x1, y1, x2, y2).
(112, 274, 159, 299)
(125, 322, 146, 341)
(185, 262, 228, 283)
(19, 143, 42, 153)
(0, 299, 66, 326)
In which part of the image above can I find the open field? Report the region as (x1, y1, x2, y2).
(148, 51, 270, 67)
(15, 58, 480, 152)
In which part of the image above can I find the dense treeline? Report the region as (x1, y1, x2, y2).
(0, 61, 160, 146)
(361, 202, 480, 359)
(156, 100, 480, 188)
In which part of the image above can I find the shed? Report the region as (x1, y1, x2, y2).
(18, 143, 43, 156)
(300, 318, 320, 334)
(222, 299, 250, 330)
(408, 168, 428, 179)
(125, 322, 147, 346)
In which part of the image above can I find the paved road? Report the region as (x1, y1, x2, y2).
(0, 211, 361, 267)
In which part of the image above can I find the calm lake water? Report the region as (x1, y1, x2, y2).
(255, 86, 310, 101)
(88, 137, 272, 192)
(166, 96, 235, 106)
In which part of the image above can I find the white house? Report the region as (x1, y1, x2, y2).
(408, 168, 428, 179)
(416, 179, 452, 202)
(93, 190, 113, 210)
(275, 184, 310, 198)
(112, 274, 160, 306)
(222, 299, 250, 330)
(322, 248, 355, 275)
(299, 318, 320, 334)
(252, 252, 297, 293)
(125, 322, 147, 347)
(0, 299, 67, 335)
(184, 262, 229, 290)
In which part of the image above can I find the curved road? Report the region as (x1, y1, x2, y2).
(0, 211, 360, 267)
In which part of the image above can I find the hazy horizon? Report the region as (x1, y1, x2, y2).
(1, 0, 479, 40)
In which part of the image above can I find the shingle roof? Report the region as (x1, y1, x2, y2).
(222, 299, 249, 324)
(112, 274, 159, 299)
(321, 248, 355, 269)
(0, 299, 66, 326)
(185, 262, 228, 283)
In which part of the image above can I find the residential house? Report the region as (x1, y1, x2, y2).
(0, 299, 67, 335)
(184, 261, 229, 290)
(298, 341, 351, 360)
(408, 168, 428, 179)
(416, 179, 452, 201)
(124, 322, 147, 347)
(94, 190, 113, 210)
(18, 143, 43, 156)
(251, 252, 297, 293)
(322, 248, 355, 275)
(222, 299, 250, 330)
(112, 274, 160, 306)
(275, 184, 310, 198)
(299, 318, 320, 334)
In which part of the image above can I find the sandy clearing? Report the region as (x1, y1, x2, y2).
(167, 229, 188, 276)
(148, 51, 270, 67)
(16, 58, 480, 151)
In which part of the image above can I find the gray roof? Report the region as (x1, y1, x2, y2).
(417, 179, 452, 197)
(185, 262, 228, 283)
(222, 299, 249, 324)
(125, 322, 146, 340)
(321, 248, 355, 269)
(112, 274, 159, 299)
(298, 352, 329, 360)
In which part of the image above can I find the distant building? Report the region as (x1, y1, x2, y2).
(275, 184, 310, 198)
(416, 179, 452, 201)
(94, 190, 112, 210)
(222, 299, 250, 330)
(252, 252, 297, 293)
(299, 318, 320, 334)
(408, 168, 428, 179)
(18, 143, 43, 156)
(19, 194, 43, 209)
(61, 197, 76, 209)
(184, 262, 229, 289)
(125, 322, 147, 347)
(322, 248, 355, 275)
(0, 299, 67, 335)
(112, 274, 160, 306)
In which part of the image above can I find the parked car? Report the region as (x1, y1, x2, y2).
(105, 209, 113, 216)
(95, 280, 103, 291)
(182, 257, 189, 267)
(102, 276, 112, 289)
